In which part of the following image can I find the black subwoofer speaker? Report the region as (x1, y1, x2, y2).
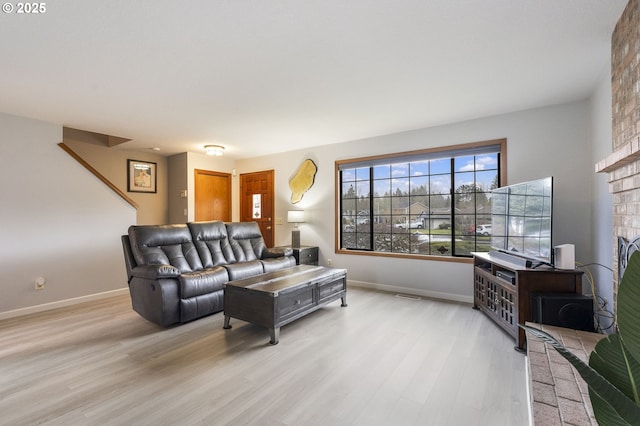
(531, 292, 595, 332)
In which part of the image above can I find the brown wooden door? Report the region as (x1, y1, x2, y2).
(240, 170, 274, 247)
(195, 169, 232, 222)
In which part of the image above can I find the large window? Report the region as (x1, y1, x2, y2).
(337, 139, 505, 259)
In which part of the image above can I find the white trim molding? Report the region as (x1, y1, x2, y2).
(347, 280, 474, 304)
(0, 288, 129, 321)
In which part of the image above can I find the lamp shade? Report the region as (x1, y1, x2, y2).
(287, 210, 305, 223)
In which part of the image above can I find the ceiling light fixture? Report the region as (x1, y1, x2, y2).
(204, 145, 225, 156)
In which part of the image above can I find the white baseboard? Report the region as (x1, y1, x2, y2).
(1, 282, 472, 321)
(348, 280, 474, 304)
(0, 288, 129, 321)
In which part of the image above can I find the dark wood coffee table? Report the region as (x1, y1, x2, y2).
(223, 265, 347, 344)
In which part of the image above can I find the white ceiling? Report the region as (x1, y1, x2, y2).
(0, 0, 628, 159)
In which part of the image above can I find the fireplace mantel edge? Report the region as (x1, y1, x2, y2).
(596, 136, 640, 174)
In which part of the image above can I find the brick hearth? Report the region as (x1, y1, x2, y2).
(525, 323, 606, 425)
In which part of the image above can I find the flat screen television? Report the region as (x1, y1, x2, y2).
(491, 176, 553, 265)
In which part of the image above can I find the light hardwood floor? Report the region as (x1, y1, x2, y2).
(0, 287, 529, 426)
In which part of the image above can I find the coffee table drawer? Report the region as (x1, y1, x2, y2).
(278, 286, 315, 320)
(318, 278, 346, 303)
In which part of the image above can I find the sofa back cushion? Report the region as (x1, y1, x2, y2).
(128, 224, 203, 273)
(225, 222, 266, 263)
(188, 221, 236, 267)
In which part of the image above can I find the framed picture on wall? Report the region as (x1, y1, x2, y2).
(127, 159, 157, 193)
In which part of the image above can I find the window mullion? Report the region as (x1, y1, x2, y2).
(450, 158, 456, 256)
(369, 167, 374, 249)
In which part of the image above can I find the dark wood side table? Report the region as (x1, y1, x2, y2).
(283, 245, 318, 265)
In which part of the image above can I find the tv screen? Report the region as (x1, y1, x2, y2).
(491, 177, 553, 262)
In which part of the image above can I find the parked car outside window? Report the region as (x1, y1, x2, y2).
(394, 219, 424, 229)
(476, 224, 492, 236)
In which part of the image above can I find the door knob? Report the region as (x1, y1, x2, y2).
(266, 226, 272, 230)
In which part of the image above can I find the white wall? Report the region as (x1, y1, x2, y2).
(64, 138, 169, 225)
(238, 101, 593, 303)
(168, 153, 189, 224)
(0, 113, 136, 317)
(589, 66, 616, 330)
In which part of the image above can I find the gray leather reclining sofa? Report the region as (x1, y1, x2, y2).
(121, 221, 295, 326)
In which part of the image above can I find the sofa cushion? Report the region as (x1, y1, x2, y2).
(263, 246, 294, 258)
(225, 222, 266, 262)
(178, 266, 229, 299)
(128, 224, 203, 273)
(262, 256, 297, 273)
(224, 260, 265, 280)
(188, 221, 236, 267)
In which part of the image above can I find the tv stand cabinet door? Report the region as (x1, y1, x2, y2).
(472, 253, 583, 351)
(474, 268, 518, 339)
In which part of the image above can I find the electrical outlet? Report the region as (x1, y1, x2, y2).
(327, 259, 333, 266)
(35, 276, 46, 290)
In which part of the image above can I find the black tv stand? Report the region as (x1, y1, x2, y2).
(472, 252, 583, 351)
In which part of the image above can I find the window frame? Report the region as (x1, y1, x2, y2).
(334, 139, 507, 263)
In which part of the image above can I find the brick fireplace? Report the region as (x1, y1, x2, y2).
(596, 0, 640, 310)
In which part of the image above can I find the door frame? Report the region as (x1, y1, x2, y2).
(239, 170, 275, 247)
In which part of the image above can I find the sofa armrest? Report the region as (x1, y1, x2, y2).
(262, 246, 293, 258)
(131, 264, 181, 280)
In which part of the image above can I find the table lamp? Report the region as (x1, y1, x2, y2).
(287, 210, 305, 248)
